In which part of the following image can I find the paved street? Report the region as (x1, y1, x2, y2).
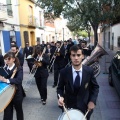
(0, 55, 120, 120)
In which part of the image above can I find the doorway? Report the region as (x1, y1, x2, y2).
(30, 31, 35, 46)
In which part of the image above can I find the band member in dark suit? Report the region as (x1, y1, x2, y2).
(11, 45, 24, 67)
(0, 54, 5, 67)
(11, 45, 25, 97)
(34, 47, 49, 105)
(81, 41, 92, 57)
(33, 39, 41, 58)
(57, 45, 99, 120)
(0, 52, 24, 120)
(63, 41, 69, 67)
(52, 41, 65, 88)
(45, 44, 53, 73)
(23, 42, 33, 72)
(41, 41, 46, 48)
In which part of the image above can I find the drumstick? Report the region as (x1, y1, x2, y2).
(82, 110, 89, 120)
(58, 94, 71, 120)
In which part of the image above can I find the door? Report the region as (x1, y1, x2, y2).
(112, 33, 114, 50)
(30, 31, 35, 46)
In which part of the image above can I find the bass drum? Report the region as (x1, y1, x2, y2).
(0, 82, 16, 112)
(58, 109, 87, 120)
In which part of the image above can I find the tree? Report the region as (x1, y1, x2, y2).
(37, 0, 120, 46)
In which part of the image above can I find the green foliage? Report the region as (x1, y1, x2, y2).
(37, 0, 120, 46)
(73, 29, 92, 38)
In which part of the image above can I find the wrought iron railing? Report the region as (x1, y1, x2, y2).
(28, 15, 39, 27)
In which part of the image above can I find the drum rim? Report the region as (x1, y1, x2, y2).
(59, 109, 87, 120)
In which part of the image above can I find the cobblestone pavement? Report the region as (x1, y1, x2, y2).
(0, 57, 120, 120)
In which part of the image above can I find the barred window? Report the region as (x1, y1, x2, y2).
(118, 37, 120, 47)
(6, 0, 13, 16)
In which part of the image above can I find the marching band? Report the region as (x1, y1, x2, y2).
(0, 38, 102, 120)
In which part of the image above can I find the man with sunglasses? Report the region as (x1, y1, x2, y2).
(57, 45, 99, 120)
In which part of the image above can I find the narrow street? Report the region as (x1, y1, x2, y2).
(0, 57, 120, 120)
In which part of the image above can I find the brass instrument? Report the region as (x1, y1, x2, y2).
(82, 43, 108, 77)
(31, 47, 46, 72)
(23, 47, 46, 92)
(15, 46, 21, 57)
(49, 42, 63, 71)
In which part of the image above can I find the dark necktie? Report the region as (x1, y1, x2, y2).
(74, 71, 80, 92)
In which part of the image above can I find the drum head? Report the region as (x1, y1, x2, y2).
(0, 85, 15, 112)
(60, 109, 86, 120)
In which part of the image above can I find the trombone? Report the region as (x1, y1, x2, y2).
(48, 42, 63, 72)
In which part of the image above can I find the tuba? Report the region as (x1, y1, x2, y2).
(82, 43, 108, 77)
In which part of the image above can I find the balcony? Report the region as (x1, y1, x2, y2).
(0, 3, 7, 21)
(28, 15, 39, 28)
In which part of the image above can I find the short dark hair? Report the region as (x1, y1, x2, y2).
(11, 41, 16, 44)
(81, 40, 87, 45)
(56, 41, 61, 45)
(36, 47, 43, 54)
(69, 45, 84, 55)
(11, 44, 19, 50)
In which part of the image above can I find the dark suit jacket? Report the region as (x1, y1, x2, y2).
(17, 52, 24, 67)
(34, 54, 49, 78)
(5, 66, 23, 101)
(54, 46, 65, 68)
(23, 46, 33, 58)
(57, 65, 99, 113)
(0, 54, 4, 67)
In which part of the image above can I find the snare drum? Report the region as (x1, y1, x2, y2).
(0, 82, 15, 112)
(58, 109, 87, 120)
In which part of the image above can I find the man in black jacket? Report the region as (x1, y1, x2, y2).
(52, 41, 65, 88)
(11, 45, 26, 97)
(57, 45, 99, 120)
(11, 45, 24, 67)
(23, 42, 33, 72)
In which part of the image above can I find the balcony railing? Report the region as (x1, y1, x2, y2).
(28, 15, 39, 27)
(0, 3, 7, 21)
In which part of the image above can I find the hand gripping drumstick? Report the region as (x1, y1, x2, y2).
(82, 109, 90, 120)
(58, 94, 71, 120)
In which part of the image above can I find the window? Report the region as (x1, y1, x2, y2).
(6, 0, 13, 16)
(10, 30, 16, 43)
(118, 37, 120, 47)
(39, 11, 42, 26)
(28, 5, 33, 24)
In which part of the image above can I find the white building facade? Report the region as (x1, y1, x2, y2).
(99, 23, 120, 52)
(34, 2, 45, 44)
(0, 0, 21, 55)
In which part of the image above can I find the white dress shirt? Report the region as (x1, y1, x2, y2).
(6, 63, 15, 83)
(72, 66, 82, 85)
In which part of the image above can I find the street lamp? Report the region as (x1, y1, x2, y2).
(63, 27, 64, 41)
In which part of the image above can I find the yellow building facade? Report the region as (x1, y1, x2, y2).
(18, 0, 36, 48)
